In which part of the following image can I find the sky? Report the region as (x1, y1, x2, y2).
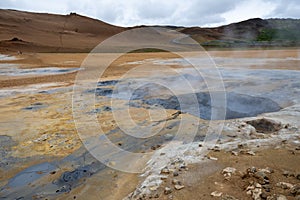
(0, 0, 299, 27)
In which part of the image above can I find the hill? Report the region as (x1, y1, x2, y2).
(181, 18, 300, 48)
(0, 9, 299, 52)
(0, 9, 124, 52)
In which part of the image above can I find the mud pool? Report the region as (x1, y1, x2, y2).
(0, 53, 300, 199)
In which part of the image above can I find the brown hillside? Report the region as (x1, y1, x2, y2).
(0, 9, 125, 52)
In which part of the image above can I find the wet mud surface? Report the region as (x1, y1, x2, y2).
(0, 50, 299, 199)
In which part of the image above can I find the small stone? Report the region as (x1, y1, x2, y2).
(276, 195, 287, 200)
(252, 188, 262, 200)
(263, 184, 271, 192)
(247, 167, 257, 173)
(213, 146, 221, 152)
(260, 192, 268, 199)
(161, 167, 170, 174)
(222, 167, 237, 176)
(231, 151, 238, 156)
(151, 146, 157, 150)
(260, 167, 274, 174)
(164, 187, 172, 195)
(172, 179, 181, 185)
(247, 150, 256, 156)
(173, 171, 179, 177)
(149, 185, 159, 191)
(276, 182, 294, 189)
(174, 184, 184, 190)
(282, 170, 290, 177)
(254, 171, 268, 180)
(296, 173, 300, 180)
(208, 156, 218, 161)
(211, 191, 223, 197)
(247, 185, 255, 191)
(290, 184, 300, 195)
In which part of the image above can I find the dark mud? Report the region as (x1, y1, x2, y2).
(129, 92, 281, 120)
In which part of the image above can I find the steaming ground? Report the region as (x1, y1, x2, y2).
(0, 50, 299, 199)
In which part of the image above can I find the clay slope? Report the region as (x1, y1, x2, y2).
(0, 9, 125, 52)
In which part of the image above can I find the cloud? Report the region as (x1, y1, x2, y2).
(265, 0, 300, 18)
(0, 0, 299, 27)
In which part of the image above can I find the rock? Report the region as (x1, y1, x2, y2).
(254, 171, 268, 180)
(161, 167, 170, 174)
(276, 195, 287, 200)
(108, 161, 116, 166)
(212, 146, 221, 152)
(266, 195, 277, 200)
(263, 184, 271, 192)
(260, 167, 274, 174)
(174, 185, 184, 190)
(211, 191, 223, 197)
(252, 188, 262, 200)
(282, 170, 290, 177)
(222, 167, 237, 174)
(246, 118, 282, 133)
(173, 171, 179, 177)
(246, 185, 255, 191)
(164, 187, 172, 195)
(247, 167, 257, 174)
(260, 192, 268, 199)
(208, 156, 218, 161)
(290, 184, 300, 195)
(276, 182, 294, 189)
(149, 185, 159, 191)
(231, 151, 238, 156)
(296, 173, 300, 180)
(172, 179, 181, 185)
(247, 150, 256, 156)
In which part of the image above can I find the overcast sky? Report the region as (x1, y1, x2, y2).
(0, 0, 299, 27)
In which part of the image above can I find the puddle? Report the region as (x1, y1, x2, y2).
(0, 83, 72, 98)
(0, 54, 17, 61)
(88, 58, 300, 120)
(130, 91, 281, 120)
(0, 64, 81, 77)
(7, 162, 56, 188)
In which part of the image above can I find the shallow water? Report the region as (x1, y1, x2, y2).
(0, 54, 17, 61)
(0, 64, 81, 76)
